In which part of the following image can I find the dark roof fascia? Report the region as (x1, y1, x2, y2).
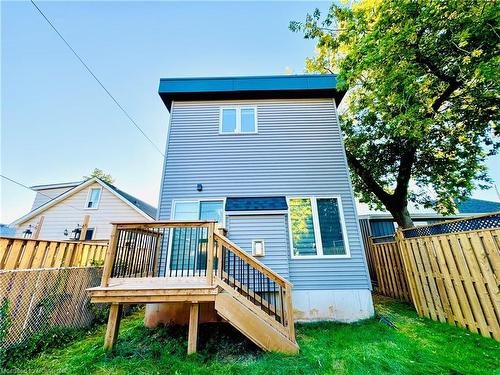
(158, 74, 346, 111)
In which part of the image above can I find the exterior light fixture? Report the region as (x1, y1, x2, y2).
(197, 184, 203, 192)
(23, 225, 33, 238)
(63, 229, 69, 237)
(71, 224, 82, 240)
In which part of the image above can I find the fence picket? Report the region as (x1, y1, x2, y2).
(364, 213, 500, 340)
(0, 237, 108, 270)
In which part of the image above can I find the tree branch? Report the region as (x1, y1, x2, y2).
(432, 80, 460, 112)
(345, 150, 392, 204)
(414, 29, 463, 113)
(393, 144, 417, 202)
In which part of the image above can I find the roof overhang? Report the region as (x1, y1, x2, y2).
(30, 181, 83, 191)
(158, 74, 346, 112)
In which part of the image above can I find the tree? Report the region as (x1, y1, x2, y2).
(83, 168, 115, 184)
(291, 0, 499, 228)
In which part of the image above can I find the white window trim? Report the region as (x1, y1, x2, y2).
(252, 239, 265, 257)
(84, 187, 102, 210)
(287, 195, 351, 259)
(167, 198, 226, 276)
(219, 106, 258, 135)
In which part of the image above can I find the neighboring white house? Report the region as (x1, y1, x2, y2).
(10, 178, 157, 240)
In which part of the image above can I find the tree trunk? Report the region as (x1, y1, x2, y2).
(389, 205, 414, 229)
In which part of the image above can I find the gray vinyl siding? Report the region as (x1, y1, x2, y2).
(158, 98, 370, 290)
(226, 215, 289, 278)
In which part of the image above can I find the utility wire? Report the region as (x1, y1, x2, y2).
(30, 0, 165, 158)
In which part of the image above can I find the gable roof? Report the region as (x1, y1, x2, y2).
(11, 178, 157, 226)
(99, 180, 157, 219)
(158, 74, 345, 111)
(457, 198, 500, 214)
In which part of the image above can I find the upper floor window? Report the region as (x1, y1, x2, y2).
(288, 196, 350, 258)
(85, 188, 102, 209)
(220, 107, 257, 134)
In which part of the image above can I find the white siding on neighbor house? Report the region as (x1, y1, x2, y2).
(31, 187, 75, 211)
(15, 182, 149, 240)
(226, 215, 290, 278)
(158, 98, 370, 290)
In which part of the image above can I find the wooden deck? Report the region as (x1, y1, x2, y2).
(88, 277, 218, 303)
(87, 221, 298, 354)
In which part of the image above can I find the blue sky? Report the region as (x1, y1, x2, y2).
(1, 1, 498, 223)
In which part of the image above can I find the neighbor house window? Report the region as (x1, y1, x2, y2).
(220, 107, 257, 134)
(288, 197, 349, 257)
(85, 188, 101, 209)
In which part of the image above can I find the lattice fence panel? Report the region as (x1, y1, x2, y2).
(0, 267, 103, 349)
(403, 213, 500, 238)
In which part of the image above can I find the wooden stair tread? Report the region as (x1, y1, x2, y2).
(215, 292, 299, 354)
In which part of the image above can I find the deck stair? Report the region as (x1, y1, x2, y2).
(87, 221, 298, 354)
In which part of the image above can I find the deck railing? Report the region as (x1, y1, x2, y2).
(101, 221, 216, 286)
(99, 221, 295, 341)
(214, 233, 295, 340)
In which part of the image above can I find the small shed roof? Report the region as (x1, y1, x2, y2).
(158, 74, 345, 111)
(225, 197, 288, 212)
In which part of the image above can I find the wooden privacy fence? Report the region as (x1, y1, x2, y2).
(367, 235, 411, 303)
(0, 237, 108, 270)
(365, 212, 500, 341)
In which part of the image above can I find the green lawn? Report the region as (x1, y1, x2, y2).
(5, 295, 499, 375)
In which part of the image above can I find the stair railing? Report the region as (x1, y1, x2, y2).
(213, 233, 295, 341)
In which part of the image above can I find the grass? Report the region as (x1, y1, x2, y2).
(4, 295, 499, 375)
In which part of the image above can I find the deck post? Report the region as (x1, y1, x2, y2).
(285, 284, 295, 341)
(206, 222, 215, 285)
(187, 303, 200, 354)
(104, 303, 123, 350)
(101, 225, 119, 287)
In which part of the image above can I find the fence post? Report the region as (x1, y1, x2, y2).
(206, 222, 215, 285)
(33, 216, 44, 239)
(395, 229, 419, 311)
(285, 283, 295, 341)
(80, 215, 90, 241)
(101, 225, 119, 287)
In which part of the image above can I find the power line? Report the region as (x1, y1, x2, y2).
(30, 0, 165, 158)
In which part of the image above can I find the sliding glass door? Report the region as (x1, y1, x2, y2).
(168, 200, 223, 276)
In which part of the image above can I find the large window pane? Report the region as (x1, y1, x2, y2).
(240, 108, 256, 133)
(316, 198, 346, 255)
(200, 201, 224, 222)
(172, 202, 200, 272)
(289, 198, 317, 256)
(173, 202, 198, 220)
(221, 109, 237, 133)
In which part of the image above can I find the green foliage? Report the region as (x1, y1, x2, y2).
(7, 297, 500, 374)
(84, 168, 115, 184)
(0, 298, 11, 366)
(291, 0, 499, 226)
(1, 325, 89, 369)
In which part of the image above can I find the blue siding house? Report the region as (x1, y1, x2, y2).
(155, 75, 374, 322)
